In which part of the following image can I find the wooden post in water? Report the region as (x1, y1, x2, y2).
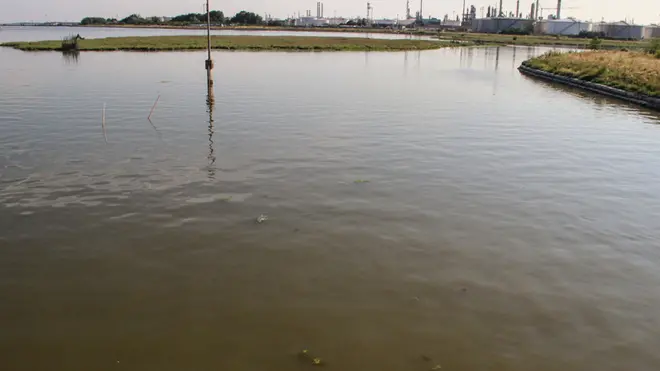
(205, 0, 214, 87)
(206, 64, 216, 179)
(205, 0, 215, 178)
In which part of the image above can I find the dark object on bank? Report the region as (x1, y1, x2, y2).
(61, 34, 84, 51)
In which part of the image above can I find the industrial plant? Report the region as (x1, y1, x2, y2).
(286, 1, 659, 40)
(468, 0, 660, 39)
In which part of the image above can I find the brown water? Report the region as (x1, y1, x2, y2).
(2, 32, 660, 371)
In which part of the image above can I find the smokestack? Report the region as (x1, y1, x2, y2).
(420, 0, 423, 20)
(535, 0, 539, 19)
(530, 3, 535, 19)
(557, 0, 562, 19)
(516, 0, 520, 17)
(499, 0, 503, 17)
(321, 3, 324, 18)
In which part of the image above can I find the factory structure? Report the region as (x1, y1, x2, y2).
(293, 2, 348, 27)
(290, 1, 473, 29)
(468, 0, 660, 39)
(287, 1, 659, 39)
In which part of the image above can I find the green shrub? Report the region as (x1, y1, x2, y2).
(500, 28, 529, 35)
(648, 38, 660, 54)
(578, 30, 606, 39)
(589, 37, 602, 50)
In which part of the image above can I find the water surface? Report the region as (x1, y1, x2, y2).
(1, 44, 660, 371)
(0, 25, 428, 43)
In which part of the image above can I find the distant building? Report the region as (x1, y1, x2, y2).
(398, 19, 416, 28)
(327, 18, 347, 26)
(593, 21, 646, 39)
(441, 20, 462, 27)
(470, 15, 658, 39)
(295, 17, 329, 27)
(645, 25, 660, 39)
(535, 19, 591, 36)
(372, 19, 397, 27)
(471, 17, 533, 33)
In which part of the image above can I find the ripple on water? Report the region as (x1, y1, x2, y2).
(1, 45, 660, 371)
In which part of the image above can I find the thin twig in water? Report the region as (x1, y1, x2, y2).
(148, 94, 161, 120)
(102, 103, 107, 144)
(146, 117, 164, 142)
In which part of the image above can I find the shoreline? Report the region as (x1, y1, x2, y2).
(71, 23, 415, 35)
(0, 35, 452, 52)
(4, 24, 651, 49)
(518, 64, 660, 110)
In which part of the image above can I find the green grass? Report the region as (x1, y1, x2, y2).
(0, 35, 448, 52)
(438, 32, 648, 49)
(523, 51, 660, 97)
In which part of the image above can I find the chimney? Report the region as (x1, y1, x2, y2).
(535, 0, 539, 19)
(499, 0, 503, 17)
(556, 0, 562, 19)
(321, 3, 324, 18)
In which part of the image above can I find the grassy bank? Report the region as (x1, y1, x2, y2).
(78, 23, 404, 34)
(77, 24, 653, 48)
(0, 35, 448, 52)
(438, 32, 648, 49)
(522, 51, 660, 97)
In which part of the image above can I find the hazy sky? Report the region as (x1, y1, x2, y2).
(1, 0, 658, 24)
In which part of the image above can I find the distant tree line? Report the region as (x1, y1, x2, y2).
(80, 17, 115, 25)
(81, 10, 263, 26)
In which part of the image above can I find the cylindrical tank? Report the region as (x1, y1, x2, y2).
(538, 19, 591, 35)
(471, 17, 533, 33)
(592, 22, 609, 35)
(648, 26, 660, 38)
(607, 22, 645, 39)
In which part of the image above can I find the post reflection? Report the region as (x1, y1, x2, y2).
(404, 50, 408, 69)
(459, 47, 474, 69)
(206, 73, 216, 180)
(492, 47, 501, 96)
(512, 46, 517, 70)
(62, 51, 80, 65)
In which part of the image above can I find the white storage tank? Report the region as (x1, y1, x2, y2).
(644, 25, 660, 39)
(470, 17, 533, 33)
(537, 19, 592, 36)
(605, 22, 645, 40)
(591, 22, 608, 35)
(295, 17, 329, 27)
(372, 19, 397, 27)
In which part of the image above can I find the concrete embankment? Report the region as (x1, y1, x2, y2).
(518, 64, 660, 111)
